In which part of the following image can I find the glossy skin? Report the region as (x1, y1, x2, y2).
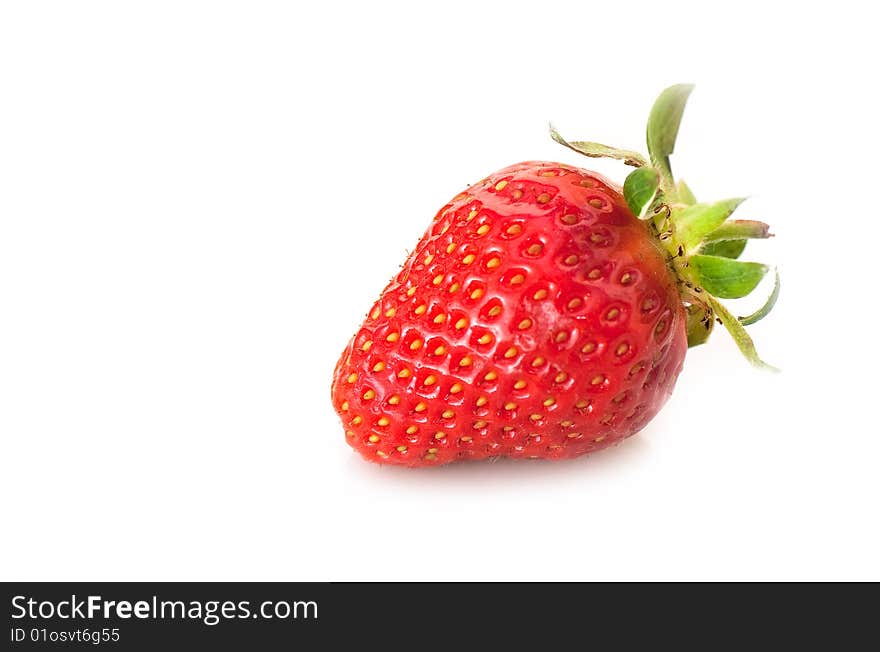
(332, 162, 687, 466)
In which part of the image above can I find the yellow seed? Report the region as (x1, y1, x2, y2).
(504, 402, 517, 410)
(423, 254, 434, 265)
(484, 371, 498, 381)
(560, 214, 578, 225)
(566, 432, 581, 439)
(467, 209, 478, 221)
(388, 395, 401, 405)
(513, 379, 527, 390)
(591, 375, 605, 385)
(620, 272, 633, 285)
(372, 362, 386, 372)
(428, 448, 438, 454)
(415, 402, 427, 412)
(581, 341, 596, 354)
(506, 223, 523, 236)
(449, 283, 460, 293)
(446, 242, 456, 254)
(345, 430, 354, 437)
(434, 431, 447, 439)
(511, 189, 523, 200)
(543, 397, 556, 407)
(363, 389, 375, 400)
(414, 304, 427, 315)
(455, 318, 467, 330)
(495, 180, 508, 191)
(341, 401, 349, 411)
(588, 268, 602, 280)
(376, 450, 388, 458)
(518, 318, 532, 330)
(425, 453, 437, 461)
(567, 298, 582, 310)
(385, 307, 396, 317)
(527, 243, 543, 256)
(616, 343, 629, 356)
(555, 332, 568, 343)
(564, 254, 579, 266)
(554, 372, 568, 383)
(459, 356, 472, 367)
(561, 420, 574, 427)
(397, 445, 408, 452)
(477, 334, 493, 345)
(450, 383, 463, 394)
(433, 313, 446, 324)
(475, 396, 488, 407)
(486, 256, 501, 269)
(533, 289, 548, 300)
(540, 170, 557, 177)
(530, 413, 542, 422)
(433, 345, 447, 356)
(368, 434, 380, 443)
(370, 306, 380, 319)
(476, 224, 491, 236)
(409, 339, 423, 350)
(461, 436, 473, 442)
(594, 435, 607, 443)
(424, 375, 437, 386)
(441, 409, 455, 419)
(398, 368, 411, 378)
(346, 372, 358, 383)
(606, 308, 620, 320)
(589, 198, 605, 209)
(531, 357, 545, 367)
(432, 274, 444, 286)
(487, 305, 502, 317)
(462, 254, 476, 265)
(406, 286, 417, 296)
(536, 192, 551, 204)
(575, 399, 589, 409)
(504, 347, 518, 358)
(361, 340, 373, 351)
(386, 332, 399, 342)
(406, 425, 418, 435)
(439, 224, 449, 235)
(352, 415, 363, 425)
(377, 417, 390, 427)
(470, 288, 485, 300)
(473, 421, 487, 429)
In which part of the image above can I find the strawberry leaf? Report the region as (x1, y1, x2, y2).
(699, 239, 747, 259)
(686, 304, 713, 347)
(690, 254, 768, 299)
(674, 198, 746, 252)
(703, 220, 772, 243)
(646, 84, 694, 191)
(623, 167, 659, 218)
(676, 179, 697, 205)
(549, 124, 648, 168)
(706, 295, 778, 371)
(739, 270, 780, 326)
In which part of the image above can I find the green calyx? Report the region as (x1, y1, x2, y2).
(551, 84, 779, 369)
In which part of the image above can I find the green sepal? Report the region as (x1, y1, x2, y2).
(646, 84, 694, 191)
(739, 270, 780, 326)
(699, 239, 747, 259)
(623, 167, 659, 218)
(674, 198, 746, 252)
(689, 254, 769, 299)
(676, 179, 697, 205)
(686, 304, 713, 347)
(706, 296, 778, 371)
(703, 220, 772, 243)
(549, 124, 648, 168)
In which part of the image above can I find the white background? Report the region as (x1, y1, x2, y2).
(2, 1, 878, 581)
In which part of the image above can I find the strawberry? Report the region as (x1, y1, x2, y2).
(331, 85, 777, 466)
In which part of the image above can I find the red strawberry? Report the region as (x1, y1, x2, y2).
(331, 85, 777, 467)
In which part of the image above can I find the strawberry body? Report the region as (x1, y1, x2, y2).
(331, 161, 687, 466)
